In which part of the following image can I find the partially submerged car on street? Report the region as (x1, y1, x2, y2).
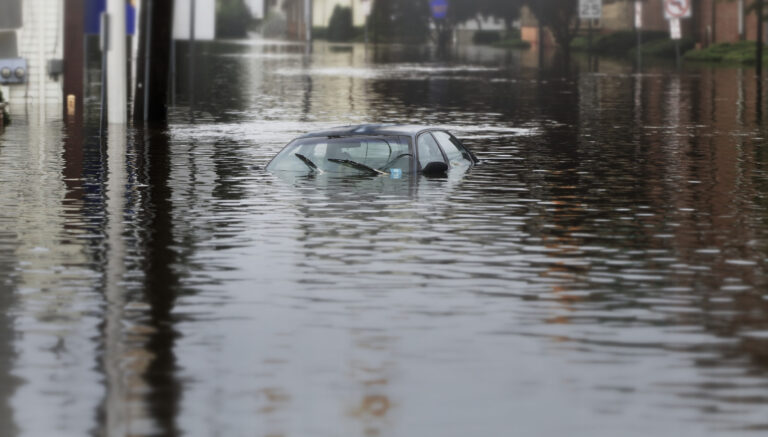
(266, 124, 479, 177)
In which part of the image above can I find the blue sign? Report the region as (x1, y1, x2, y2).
(430, 0, 448, 19)
(85, 0, 136, 35)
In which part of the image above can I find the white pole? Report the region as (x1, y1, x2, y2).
(738, 0, 745, 40)
(107, 0, 127, 124)
(305, 0, 312, 43)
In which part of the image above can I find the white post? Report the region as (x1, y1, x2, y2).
(305, 0, 312, 43)
(738, 0, 745, 40)
(107, 0, 127, 124)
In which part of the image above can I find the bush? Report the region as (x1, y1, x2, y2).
(572, 30, 668, 55)
(473, 30, 502, 45)
(492, 38, 531, 49)
(216, 0, 253, 39)
(327, 6, 354, 42)
(635, 37, 695, 58)
(684, 40, 768, 64)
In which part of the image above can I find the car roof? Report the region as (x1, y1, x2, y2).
(297, 124, 436, 139)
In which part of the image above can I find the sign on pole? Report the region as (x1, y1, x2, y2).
(664, 0, 692, 20)
(579, 0, 602, 20)
(635, 1, 643, 28)
(669, 17, 682, 40)
(360, 0, 372, 17)
(173, 0, 216, 40)
(430, 0, 448, 20)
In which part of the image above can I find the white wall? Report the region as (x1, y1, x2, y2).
(8, 0, 63, 111)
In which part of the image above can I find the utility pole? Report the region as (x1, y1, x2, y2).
(758, 0, 764, 77)
(134, 0, 174, 124)
(107, 0, 127, 124)
(63, 0, 85, 119)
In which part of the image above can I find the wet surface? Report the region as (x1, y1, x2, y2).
(2, 40, 768, 436)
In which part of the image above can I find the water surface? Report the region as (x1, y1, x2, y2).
(1, 41, 768, 436)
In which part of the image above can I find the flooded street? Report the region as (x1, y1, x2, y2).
(2, 40, 768, 435)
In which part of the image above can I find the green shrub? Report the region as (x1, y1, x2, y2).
(327, 6, 354, 42)
(216, 0, 253, 39)
(636, 37, 695, 58)
(572, 30, 668, 55)
(684, 41, 768, 64)
(492, 38, 531, 49)
(473, 30, 502, 45)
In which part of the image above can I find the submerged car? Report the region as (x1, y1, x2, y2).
(266, 124, 478, 177)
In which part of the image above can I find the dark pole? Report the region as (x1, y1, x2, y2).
(133, 0, 174, 124)
(100, 13, 109, 135)
(63, 0, 85, 119)
(143, 0, 152, 121)
(758, 0, 764, 78)
(189, 0, 196, 108)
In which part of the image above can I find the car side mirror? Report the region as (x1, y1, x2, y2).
(422, 161, 449, 175)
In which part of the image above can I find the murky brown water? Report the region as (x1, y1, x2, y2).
(2, 40, 768, 436)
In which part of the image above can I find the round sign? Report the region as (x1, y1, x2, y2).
(664, 0, 691, 18)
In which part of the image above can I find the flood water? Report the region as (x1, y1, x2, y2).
(2, 40, 768, 436)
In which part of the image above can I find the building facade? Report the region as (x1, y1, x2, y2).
(0, 0, 64, 114)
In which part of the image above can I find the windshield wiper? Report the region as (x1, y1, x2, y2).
(379, 153, 413, 171)
(295, 153, 324, 173)
(328, 158, 388, 175)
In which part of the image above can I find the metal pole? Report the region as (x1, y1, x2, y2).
(107, 0, 127, 124)
(738, 0, 745, 41)
(189, 0, 196, 108)
(100, 12, 109, 135)
(305, 0, 312, 43)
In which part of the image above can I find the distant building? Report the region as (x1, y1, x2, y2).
(521, 1, 765, 49)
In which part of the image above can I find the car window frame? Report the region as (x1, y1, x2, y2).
(431, 130, 474, 166)
(416, 131, 448, 171)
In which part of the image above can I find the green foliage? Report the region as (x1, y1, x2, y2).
(370, 0, 431, 44)
(633, 37, 695, 58)
(684, 41, 768, 64)
(572, 31, 668, 55)
(473, 30, 502, 45)
(216, 0, 254, 39)
(327, 6, 355, 42)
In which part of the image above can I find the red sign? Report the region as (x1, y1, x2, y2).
(664, 0, 691, 19)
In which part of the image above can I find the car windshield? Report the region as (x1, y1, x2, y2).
(267, 136, 412, 174)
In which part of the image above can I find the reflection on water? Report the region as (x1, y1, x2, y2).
(1, 41, 768, 435)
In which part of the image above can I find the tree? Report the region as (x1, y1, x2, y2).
(327, 6, 354, 42)
(370, 0, 431, 44)
(216, 0, 254, 39)
(525, 0, 580, 59)
(480, 0, 523, 36)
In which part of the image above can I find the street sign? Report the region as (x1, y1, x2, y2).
(85, 0, 136, 35)
(635, 1, 643, 28)
(173, 0, 216, 41)
(664, 0, 692, 20)
(430, 0, 448, 20)
(669, 17, 682, 40)
(579, 0, 602, 20)
(360, 0, 372, 17)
